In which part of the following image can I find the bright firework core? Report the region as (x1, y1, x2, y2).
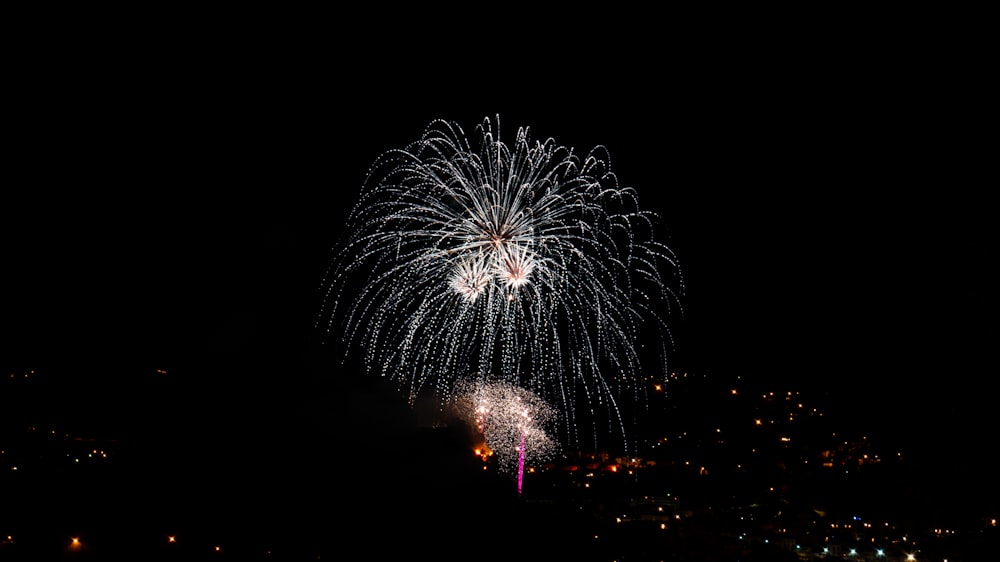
(319, 115, 684, 454)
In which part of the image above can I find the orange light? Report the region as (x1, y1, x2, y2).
(167, 536, 176, 543)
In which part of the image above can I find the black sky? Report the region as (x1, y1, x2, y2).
(4, 27, 993, 477)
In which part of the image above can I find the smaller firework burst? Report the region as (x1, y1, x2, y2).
(454, 380, 559, 495)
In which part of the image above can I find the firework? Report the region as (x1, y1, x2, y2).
(318, 115, 683, 452)
(454, 380, 558, 495)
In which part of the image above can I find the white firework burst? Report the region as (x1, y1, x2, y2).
(318, 115, 683, 453)
(450, 251, 491, 302)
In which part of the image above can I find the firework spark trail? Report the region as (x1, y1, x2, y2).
(517, 430, 526, 496)
(318, 115, 683, 452)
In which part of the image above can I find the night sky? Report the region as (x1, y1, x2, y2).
(4, 27, 994, 514)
